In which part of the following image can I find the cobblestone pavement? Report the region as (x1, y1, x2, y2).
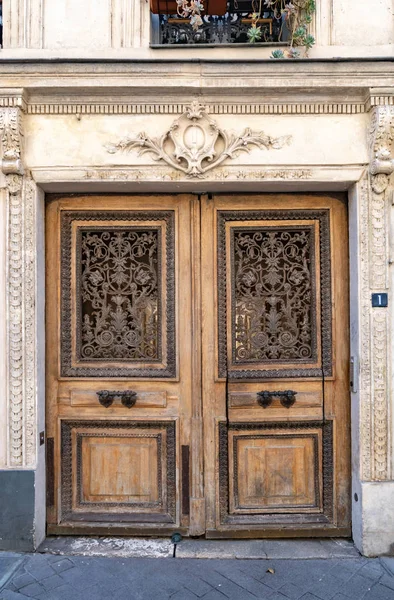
(1, 552, 394, 600)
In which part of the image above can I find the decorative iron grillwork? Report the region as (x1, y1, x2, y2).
(80, 227, 160, 362)
(231, 226, 316, 364)
(153, 2, 291, 45)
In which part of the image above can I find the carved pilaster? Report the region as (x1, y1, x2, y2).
(360, 105, 394, 481)
(369, 106, 394, 196)
(0, 102, 37, 468)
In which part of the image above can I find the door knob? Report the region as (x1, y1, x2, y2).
(257, 390, 297, 409)
(97, 390, 137, 408)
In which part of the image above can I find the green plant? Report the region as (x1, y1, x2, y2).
(248, 0, 316, 57)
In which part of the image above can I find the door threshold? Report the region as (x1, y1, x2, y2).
(38, 536, 359, 560)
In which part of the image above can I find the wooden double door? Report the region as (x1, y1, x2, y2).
(46, 194, 350, 537)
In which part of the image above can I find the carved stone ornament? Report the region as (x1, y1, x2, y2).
(0, 104, 38, 468)
(105, 100, 292, 178)
(359, 103, 394, 481)
(369, 106, 394, 194)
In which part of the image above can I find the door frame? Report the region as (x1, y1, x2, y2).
(4, 175, 379, 549)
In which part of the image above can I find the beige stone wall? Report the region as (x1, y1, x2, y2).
(2, 0, 393, 57)
(24, 113, 369, 172)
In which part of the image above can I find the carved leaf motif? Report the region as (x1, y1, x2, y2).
(105, 102, 292, 178)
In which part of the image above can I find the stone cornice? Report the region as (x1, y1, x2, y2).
(0, 59, 393, 91)
(0, 89, 28, 113)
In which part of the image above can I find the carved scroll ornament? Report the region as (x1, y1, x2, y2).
(369, 106, 394, 194)
(106, 101, 292, 178)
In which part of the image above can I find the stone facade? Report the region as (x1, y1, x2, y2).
(0, 0, 393, 555)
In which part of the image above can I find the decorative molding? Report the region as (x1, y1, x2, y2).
(360, 105, 393, 481)
(1, 106, 24, 467)
(359, 175, 372, 481)
(23, 177, 38, 467)
(26, 101, 367, 116)
(371, 310, 389, 479)
(61, 420, 176, 523)
(359, 173, 391, 481)
(0, 107, 24, 178)
(0, 105, 37, 468)
(218, 421, 334, 526)
(0, 91, 28, 112)
(358, 106, 393, 481)
(84, 167, 313, 182)
(366, 89, 394, 111)
(216, 209, 332, 380)
(105, 101, 292, 178)
(369, 106, 394, 196)
(60, 210, 176, 378)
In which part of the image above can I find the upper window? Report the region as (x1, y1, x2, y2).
(151, 0, 292, 46)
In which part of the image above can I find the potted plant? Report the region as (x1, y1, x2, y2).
(246, 0, 316, 55)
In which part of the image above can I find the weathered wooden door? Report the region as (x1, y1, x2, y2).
(46, 195, 203, 535)
(46, 193, 350, 537)
(201, 194, 350, 537)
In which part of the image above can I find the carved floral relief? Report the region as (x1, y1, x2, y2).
(80, 228, 160, 362)
(232, 227, 315, 363)
(105, 101, 292, 178)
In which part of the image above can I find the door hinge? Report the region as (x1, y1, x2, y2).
(350, 356, 357, 393)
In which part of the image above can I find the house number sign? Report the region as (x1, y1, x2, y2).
(371, 293, 388, 307)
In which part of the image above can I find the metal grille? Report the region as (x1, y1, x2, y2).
(79, 227, 161, 362)
(231, 226, 316, 364)
(153, 2, 290, 45)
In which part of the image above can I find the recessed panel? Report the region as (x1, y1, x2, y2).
(219, 421, 334, 526)
(60, 210, 176, 378)
(81, 436, 159, 503)
(234, 436, 316, 510)
(61, 420, 176, 523)
(217, 210, 332, 379)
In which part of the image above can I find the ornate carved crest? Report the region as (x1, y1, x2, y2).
(106, 101, 292, 178)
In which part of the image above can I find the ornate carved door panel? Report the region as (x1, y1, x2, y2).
(46, 193, 350, 537)
(201, 195, 350, 537)
(46, 196, 203, 534)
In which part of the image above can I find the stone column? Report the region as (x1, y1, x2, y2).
(0, 92, 46, 551)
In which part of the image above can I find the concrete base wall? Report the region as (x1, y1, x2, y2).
(0, 470, 36, 551)
(354, 482, 394, 557)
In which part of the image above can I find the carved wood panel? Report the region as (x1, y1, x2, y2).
(61, 210, 176, 378)
(219, 421, 333, 526)
(61, 420, 176, 523)
(233, 434, 318, 511)
(217, 210, 332, 379)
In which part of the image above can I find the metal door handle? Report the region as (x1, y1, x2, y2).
(97, 390, 137, 408)
(257, 390, 297, 409)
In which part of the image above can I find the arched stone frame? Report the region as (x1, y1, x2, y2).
(1, 92, 393, 554)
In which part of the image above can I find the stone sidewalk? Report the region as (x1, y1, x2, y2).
(1, 539, 394, 600)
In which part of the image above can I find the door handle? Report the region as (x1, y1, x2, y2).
(257, 390, 297, 409)
(97, 390, 137, 408)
